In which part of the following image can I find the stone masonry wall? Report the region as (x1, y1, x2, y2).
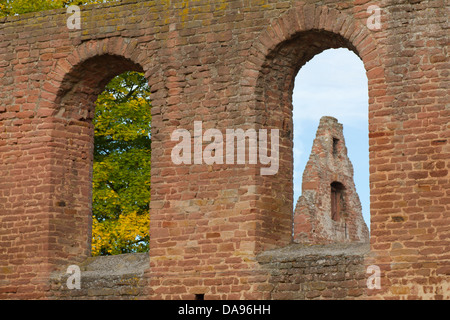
(0, 0, 448, 299)
(257, 243, 369, 300)
(48, 245, 368, 300)
(48, 253, 149, 300)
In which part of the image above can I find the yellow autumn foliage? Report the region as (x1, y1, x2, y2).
(92, 211, 150, 256)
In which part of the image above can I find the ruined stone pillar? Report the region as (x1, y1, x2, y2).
(293, 116, 369, 244)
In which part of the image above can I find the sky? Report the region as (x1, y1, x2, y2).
(292, 48, 370, 228)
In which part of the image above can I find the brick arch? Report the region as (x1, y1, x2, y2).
(40, 38, 159, 268)
(245, 3, 383, 108)
(45, 37, 158, 108)
(242, 4, 383, 251)
(247, 4, 382, 81)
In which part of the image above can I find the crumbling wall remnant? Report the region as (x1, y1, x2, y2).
(293, 116, 369, 244)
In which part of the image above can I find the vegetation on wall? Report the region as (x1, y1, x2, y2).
(0, 0, 109, 16)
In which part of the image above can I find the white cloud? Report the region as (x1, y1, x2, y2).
(292, 48, 368, 127)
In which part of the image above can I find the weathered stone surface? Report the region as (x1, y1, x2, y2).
(257, 242, 370, 263)
(49, 253, 149, 300)
(257, 243, 370, 300)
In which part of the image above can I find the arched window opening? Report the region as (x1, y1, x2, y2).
(254, 30, 371, 250)
(49, 54, 151, 263)
(91, 71, 151, 256)
(292, 48, 370, 244)
(330, 181, 345, 222)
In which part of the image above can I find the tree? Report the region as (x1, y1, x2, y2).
(2, 1, 151, 256)
(0, 0, 106, 16)
(1, 0, 62, 16)
(92, 71, 151, 256)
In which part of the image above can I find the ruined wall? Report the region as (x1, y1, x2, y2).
(49, 253, 149, 299)
(0, 0, 448, 300)
(257, 243, 369, 300)
(293, 116, 369, 244)
(47, 244, 369, 300)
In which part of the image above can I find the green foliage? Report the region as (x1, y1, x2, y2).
(0, 0, 108, 17)
(92, 71, 151, 256)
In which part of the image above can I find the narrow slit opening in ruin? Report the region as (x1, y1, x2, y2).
(331, 181, 345, 222)
(332, 137, 339, 157)
(195, 294, 205, 300)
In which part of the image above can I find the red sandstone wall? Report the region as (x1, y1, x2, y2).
(257, 243, 369, 300)
(0, 0, 448, 299)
